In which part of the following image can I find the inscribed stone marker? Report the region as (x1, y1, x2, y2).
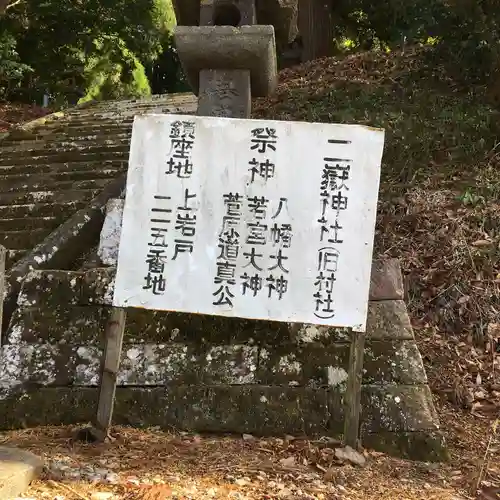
(113, 114, 385, 332)
(198, 69, 251, 118)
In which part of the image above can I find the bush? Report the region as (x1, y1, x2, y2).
(0, 32, 31, 98)
(430, 0, 500, 86)
(332, 0, 500, 87)
(333, 0, 443, 52)
(79, 37, 151, 104)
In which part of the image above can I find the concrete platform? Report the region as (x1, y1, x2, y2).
(0, 447, 43, 499)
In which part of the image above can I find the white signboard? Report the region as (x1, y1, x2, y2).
(113, 114, 385, 331)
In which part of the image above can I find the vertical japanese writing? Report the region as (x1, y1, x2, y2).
(313, 145, 352, 319)
(266, 197, 291, 300)
(248, 127, 277, 183)
(166, 120, 196, 178)
(143, 195, 172, 296)
(213, 193, 243, 307)
(240, 126, 292, 301)
(241, 195, 268, 298)
(172, 188, 198, 260)
(203, 79, 238, 117)
(143, 119, 198, 297)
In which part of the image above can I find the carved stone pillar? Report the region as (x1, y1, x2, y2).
(174, 24, 278, 120)
(198, 69, 251, 118)
(172, 0, 298, 54)
(200, 0, 256, 26)
(194, 0, 257, 118)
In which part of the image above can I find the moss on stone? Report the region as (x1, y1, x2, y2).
(0, 385, 447, 459)
(363, 431, 449, 462)
(1, 228, 50, 250)
(18, 271, 84, 309)
(11, 305, 109, 344)
(0, 385, 441, 437)
(360, 385, 440, 433)
(365, 301, 414, 340)
(258, 340, 427, 386)
(0, 343, 259, 387)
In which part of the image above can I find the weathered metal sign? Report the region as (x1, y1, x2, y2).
(113, 114, 384, 331)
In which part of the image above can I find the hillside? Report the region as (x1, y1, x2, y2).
(255, 46, 500, 417)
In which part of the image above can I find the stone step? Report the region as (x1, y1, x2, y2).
(15, 125, 133, 141)
(29, 120, 131, 130)
(71, 95, 196, 110)
(1, 134, 131, 148)
(43, 123, 134, 133)
(69, 92, 194, 106)
(0, 138, 130, 154)
(0, 178, 111, 194)
(0, 201, 87, 219)
(0, 446, 44, 500)
(64, 109, 173, 121)
(12, 268, 410, 347)
(62, 108, 195, 123)
(69, 103, 195, 118)
(0, 385, 446, 461)
(0, 95, 196, 141)
(65, 111, 194, 122)
(65, 101, 196, 117)
(0, 188, 100, 205)
(0, 146, 130, 165)
(0, 216, 59, 232)
(0, 167, 122, 187)
(0, 340, 426, 387)
(0, 228, 53, 250)
(0, 160, 125, 176)
(0, 133, 130, 147)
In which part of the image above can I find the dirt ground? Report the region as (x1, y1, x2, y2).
(0, 400, 497, 500)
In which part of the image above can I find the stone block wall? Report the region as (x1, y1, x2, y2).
(0, 261, 447, 461)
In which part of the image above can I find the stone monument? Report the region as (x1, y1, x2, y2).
(172, 0, 298, 53)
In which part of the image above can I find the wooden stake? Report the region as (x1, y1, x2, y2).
(0, 245, 6, 344)
(343, 330, 366, 449)
(90, 307, 126, 442)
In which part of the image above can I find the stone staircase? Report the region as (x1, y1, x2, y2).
(0, 92, 447, 462)
(0, 94, 197, 270)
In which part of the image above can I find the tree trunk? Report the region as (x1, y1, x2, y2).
(298, 0, 334, 62)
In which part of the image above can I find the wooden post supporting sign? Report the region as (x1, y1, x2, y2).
(90, 307, 127, 442)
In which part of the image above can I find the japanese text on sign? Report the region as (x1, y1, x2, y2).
(114, 114, 385, 332)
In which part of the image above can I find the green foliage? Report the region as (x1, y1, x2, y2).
(428, 0, 500, 85)
(153, 0, 177, 32)
(333, 0, 444, 52)
(333, 0, 500, 86)
(457, 188, 485, 207)
(0, 0, 181, 106)
(0, 32, 31, 98)
(79, 37, 151, 104)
